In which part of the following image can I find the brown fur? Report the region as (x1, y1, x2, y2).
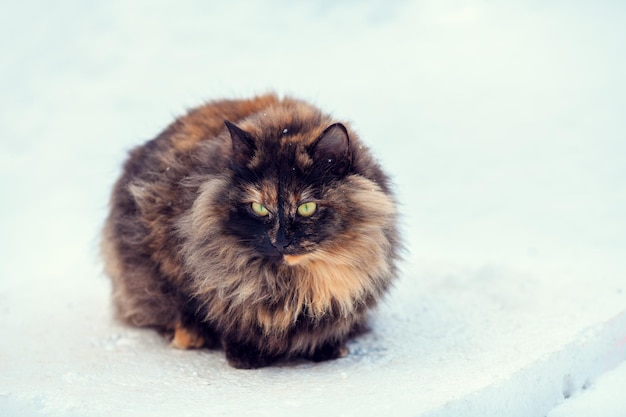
(101, 94, 400, 368)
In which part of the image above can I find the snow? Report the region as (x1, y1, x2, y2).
(1, 1, 625, 416)
(548, 360, 626, 417)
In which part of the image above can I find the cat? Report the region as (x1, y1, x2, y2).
(101, 94, 400, 368)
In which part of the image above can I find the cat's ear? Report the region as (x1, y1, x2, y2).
(310, 123, 352, 176)
(225, 120, 256, 166)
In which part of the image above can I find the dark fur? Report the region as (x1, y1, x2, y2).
(101, 94, 400, 368)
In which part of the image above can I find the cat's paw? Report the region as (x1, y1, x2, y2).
(224, 341, 277, 369)
(310, 342, 349, 362)
(170, 323, 205, 349)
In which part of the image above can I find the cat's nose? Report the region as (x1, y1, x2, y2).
(272, 230, 290, 252)
(272, 237, 290, 251)
(272, 240, 289, 251)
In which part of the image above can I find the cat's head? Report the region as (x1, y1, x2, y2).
(222, 119, 357, 265)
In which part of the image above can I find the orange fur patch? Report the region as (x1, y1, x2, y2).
(171, 323, 205, 349)
(283, 254, 308, 265)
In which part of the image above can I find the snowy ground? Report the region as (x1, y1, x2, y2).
(1, 1, 625, 416)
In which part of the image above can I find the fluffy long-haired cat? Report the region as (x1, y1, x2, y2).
(101, 94, 400, 368)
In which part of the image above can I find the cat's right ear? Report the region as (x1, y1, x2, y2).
(310, 123, 352, 177)
(225, 120, 256, 166)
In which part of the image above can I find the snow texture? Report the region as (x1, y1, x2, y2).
(548, 360, 626, 417)
(1, 1, 625, 416)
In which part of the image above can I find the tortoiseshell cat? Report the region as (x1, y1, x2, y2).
(101, 94, 400, 368)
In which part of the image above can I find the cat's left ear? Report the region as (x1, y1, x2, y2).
(225, 120, 256, 166)
(310, 123, 352, 176)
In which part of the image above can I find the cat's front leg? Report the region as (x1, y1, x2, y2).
(223, 339, 279, 369)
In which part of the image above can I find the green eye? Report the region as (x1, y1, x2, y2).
(251, 202, 269, 216)
(297, 202, 317, 217)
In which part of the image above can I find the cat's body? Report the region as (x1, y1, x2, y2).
(102, 94, 400, 368)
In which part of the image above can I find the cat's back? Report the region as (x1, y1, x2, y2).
(174, 94, 283, 149)
(122, 94, 282, 176)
